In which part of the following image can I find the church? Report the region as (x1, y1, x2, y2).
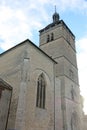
(0, 11, 83, 130)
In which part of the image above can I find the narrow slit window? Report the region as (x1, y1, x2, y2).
(51, 33, 54, 41)
(47, 35, 50, 42)
(36, 73, 46, 109)
(71, 89, 74, 101)
(71, 85, 76, 101)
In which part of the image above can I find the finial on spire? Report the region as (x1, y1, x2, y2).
(55, 5, 56, 13)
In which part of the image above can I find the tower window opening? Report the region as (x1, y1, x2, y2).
(51, 33, 54, 41)
(47, 35, 50, 43)
(36, 73, 46, 109)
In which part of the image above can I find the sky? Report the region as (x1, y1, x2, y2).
(0, 0, 87, 114)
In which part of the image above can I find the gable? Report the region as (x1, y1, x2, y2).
(0, 39, 56, 64)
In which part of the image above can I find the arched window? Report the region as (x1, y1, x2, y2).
(36, 73, 46, 108)
(47, 35, 50, 42)
(51, 33, 54, 41)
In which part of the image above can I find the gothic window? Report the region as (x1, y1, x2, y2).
(36, 73, 46, 109)
(51, 33, 54, 41)
(47, 34, 50, 42)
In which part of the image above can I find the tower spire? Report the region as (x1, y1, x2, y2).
(52, 6, 60, 23)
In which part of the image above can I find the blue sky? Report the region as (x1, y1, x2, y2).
(0, 0, 87, 114)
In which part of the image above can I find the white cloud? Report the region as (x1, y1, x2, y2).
(76, 37, 87, 114)
(0, 2, 43, 50)
(0, 0, 87, 51)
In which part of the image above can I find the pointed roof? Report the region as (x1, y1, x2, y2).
(52, 6, 60, 23)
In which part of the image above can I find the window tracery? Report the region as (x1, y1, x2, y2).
(36, 73, 46, 109)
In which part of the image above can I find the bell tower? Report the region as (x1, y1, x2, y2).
(39, 10, 83, 130)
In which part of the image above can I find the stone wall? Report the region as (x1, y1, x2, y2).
(0, 40, 58, 130)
